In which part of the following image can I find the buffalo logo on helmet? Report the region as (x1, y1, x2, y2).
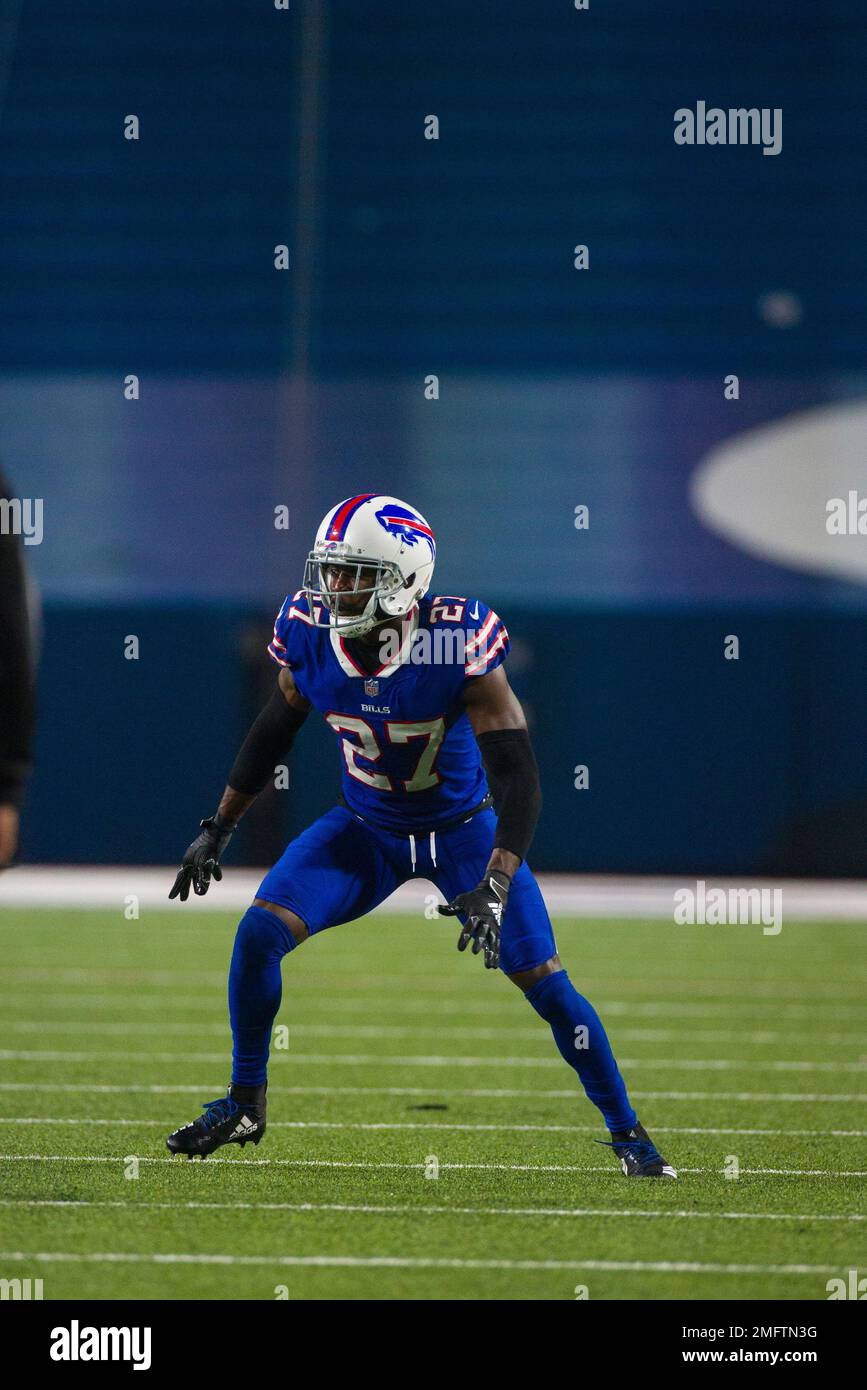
(374, 503, 436, 557)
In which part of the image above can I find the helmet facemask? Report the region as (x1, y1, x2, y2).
(303, 548, 408, 638)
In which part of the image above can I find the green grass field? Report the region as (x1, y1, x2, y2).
(0, 905, 864, 1301)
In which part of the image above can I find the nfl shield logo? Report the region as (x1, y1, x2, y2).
(364, 678, 380, 697)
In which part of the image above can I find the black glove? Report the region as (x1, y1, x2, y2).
(437, 871, 510, 969)
(169, 816, 235, 901)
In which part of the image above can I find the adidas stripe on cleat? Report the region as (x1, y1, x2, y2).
(595, 1122, 677, 1179)
(166, 1083, 267, 1159)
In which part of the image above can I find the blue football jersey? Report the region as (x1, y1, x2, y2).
(267, 592, 510, 832)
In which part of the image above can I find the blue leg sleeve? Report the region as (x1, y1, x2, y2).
(525, 970, 637, 1134)
(228, 905, 297, 1087)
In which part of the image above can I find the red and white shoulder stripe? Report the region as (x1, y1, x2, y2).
(267, 631, 289, 665)
(465, 608, 509, 677)
(266, 591, 314, 666)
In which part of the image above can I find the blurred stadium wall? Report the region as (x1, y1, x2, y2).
(1, 1, 866, 872)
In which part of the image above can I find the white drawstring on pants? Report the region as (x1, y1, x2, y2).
(408, 831, 437, 870)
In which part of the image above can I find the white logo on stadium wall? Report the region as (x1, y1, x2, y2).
(690, 401, 867, 585)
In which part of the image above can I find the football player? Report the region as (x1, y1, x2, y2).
(167, 493, 676, 1179)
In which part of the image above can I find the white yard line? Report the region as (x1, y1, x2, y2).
(4, 993, 864, 1022)
(0, 1249, 844, 1275)
(1, 1154, 864, 1176)
(0, 1048, 862, 1072)
(0, 1197, 862, 1223)
(1, 967, 862, 1005)
(1, 1018, 863, 1046)
(0, 1082, 862, 1103)
(4, 1117, 865, 1138)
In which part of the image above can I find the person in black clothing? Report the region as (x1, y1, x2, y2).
(0, 467, 36, 867)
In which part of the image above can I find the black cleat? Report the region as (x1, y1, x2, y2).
(596, 1121, 677, 1179)
(166, 1082, 267, 1159)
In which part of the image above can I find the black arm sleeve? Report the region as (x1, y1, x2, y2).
(476, 727, 542, 865)
(0, 472, 36, 807)
(228, 686, 309, 796)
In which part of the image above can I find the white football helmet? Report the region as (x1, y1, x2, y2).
(303, 493, 436, 638)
